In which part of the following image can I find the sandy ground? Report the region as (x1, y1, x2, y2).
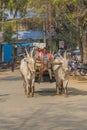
(0, 70, 87, 130)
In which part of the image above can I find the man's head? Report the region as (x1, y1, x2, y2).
(43, 47, 47, 54)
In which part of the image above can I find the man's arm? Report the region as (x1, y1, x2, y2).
(53, 62, 62, 65)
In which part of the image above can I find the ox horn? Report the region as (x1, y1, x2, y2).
(25, 48, 30, 57)
(59, 54, 64, 60)
(30, 48, 34, 57)
(63, 51, 67, 59)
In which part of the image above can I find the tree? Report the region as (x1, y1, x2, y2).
(51, 0, 87, 62)
(1, 0, 87, 62)
(4, 22, 14, 42)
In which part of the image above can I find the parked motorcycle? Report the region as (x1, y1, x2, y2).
(69, 60, 78, 76)
(0, 62, 10, 71)
(78, 63, 87, 76)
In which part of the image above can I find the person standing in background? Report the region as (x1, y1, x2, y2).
(10, 54, 16, 72)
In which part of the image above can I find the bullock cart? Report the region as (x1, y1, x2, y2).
(35, 58, 54, 82)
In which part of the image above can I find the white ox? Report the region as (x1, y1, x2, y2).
(53, 53, 69, 95)
(20, 53, 35, 97)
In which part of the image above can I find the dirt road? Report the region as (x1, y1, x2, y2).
(0, 70, 87, 130)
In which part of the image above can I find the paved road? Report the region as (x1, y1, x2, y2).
(0, 70, 87, 130)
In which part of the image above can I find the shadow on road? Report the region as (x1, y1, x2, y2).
(0, 94, 10, 102)
(0, 94, 9, 97)
(35, 87, 87, 97)
(35, 88, 56, 96)
(68, 87, 87, 96)
(0, 76, 21, 81)
(35, 75, 55, 83)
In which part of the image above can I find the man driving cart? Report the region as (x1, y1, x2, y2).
(35, 47, 53, 82)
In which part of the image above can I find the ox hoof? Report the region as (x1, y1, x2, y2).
(64, 94, 68, 97)
(25, 92, 27, 95)
(57, 93, 61, 95)
(27, 94, 30, 98)
(27, 93, 30, 97)
(32, 94, 34, 97)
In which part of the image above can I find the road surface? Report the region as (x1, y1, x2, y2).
(0, 70, 87, 130)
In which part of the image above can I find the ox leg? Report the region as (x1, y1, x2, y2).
(56, 83, 60, 95)
(63, 81, 68, 95)
(31, 86, 35, 97)
(56, 83, 57, 94)
(48, 69, 52, 82)
(58, 81, 62, 95)
(26, 80, 30, 97)
(23, 82, 27, 95)
(65, 86, 68, 95)
(39, 65, 44, 82)
(65, 83, 68, 95)
(60, 81, 64, 94)
(55, 73, 60, 95)
(27, 86, 30, 97)
(56, 83, 57, 92)
(56, 86, 59, 95)
(31, 79, 35, 97)
(20, 72, 27, 95)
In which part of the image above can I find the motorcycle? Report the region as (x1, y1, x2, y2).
(0, 62, 10, 71)
(69, 60, 78, 76)
(78, 63, 87, 76)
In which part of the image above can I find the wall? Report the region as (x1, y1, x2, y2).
(4, 44, 12, 62)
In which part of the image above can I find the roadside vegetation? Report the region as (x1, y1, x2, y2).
(0, 0, 87, 63)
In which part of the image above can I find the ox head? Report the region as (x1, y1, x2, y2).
(24, 48, 35, 72)
(59, 52, 69, 72)
(25, 48, 34, 58)
(62, 59, 69, 72)
(24, 57, 35, 73)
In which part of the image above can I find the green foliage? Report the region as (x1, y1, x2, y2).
(0, 22, 1, 31)
(4, 22, 14, 42)
(0, 0, 86, 49)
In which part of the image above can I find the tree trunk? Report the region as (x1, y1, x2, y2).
(82, 32, 87, 64)
(47, 4, 52, 48)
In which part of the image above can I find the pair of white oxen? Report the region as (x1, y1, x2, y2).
(20, 50, 69, 97)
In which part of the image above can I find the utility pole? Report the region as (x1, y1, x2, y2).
(16, 21, 18, 40)
(47, 3, 52, 49)
(41, 2, 52, 49)
(42, 4, 47, 44)
(2, 4, 5, 34)
(0, 3, 5, 42)
(0, 3, 5, 38)
(43, 18, 46, 43)
(0, 3, 5, 62)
